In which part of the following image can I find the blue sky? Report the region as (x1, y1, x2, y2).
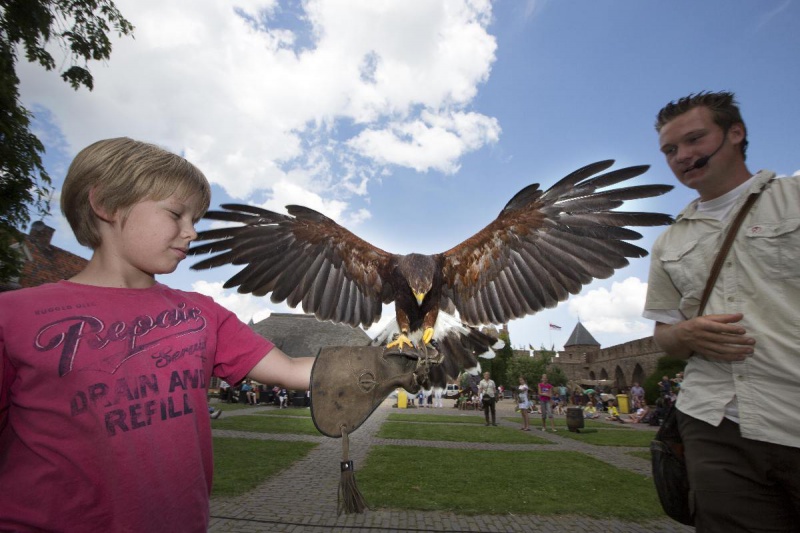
(20, 0, 800, 351)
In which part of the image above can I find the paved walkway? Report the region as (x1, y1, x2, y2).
(209, 400, 694, 533)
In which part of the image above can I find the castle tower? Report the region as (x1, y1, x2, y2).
(563, 321, 601, 364)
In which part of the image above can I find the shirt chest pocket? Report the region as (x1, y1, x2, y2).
(659, 238, 707, 299)
(744, 218, 800, 280)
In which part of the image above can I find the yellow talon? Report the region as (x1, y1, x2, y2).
(387, 333, 413, 351)
(422, 327, 434, 345)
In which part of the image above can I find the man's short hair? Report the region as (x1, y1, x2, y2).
(655, 91, 748, 159)
(61, 137, 212, 249)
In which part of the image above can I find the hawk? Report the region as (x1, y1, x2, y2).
(189, 160, 672, 385)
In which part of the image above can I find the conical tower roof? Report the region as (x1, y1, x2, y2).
(564, 321, 600, 348)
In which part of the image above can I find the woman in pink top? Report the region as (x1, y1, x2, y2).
(538, 374, 557, 432)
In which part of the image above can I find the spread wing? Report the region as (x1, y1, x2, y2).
(438, 160, 674, 325)
(189, 204, 393, 328)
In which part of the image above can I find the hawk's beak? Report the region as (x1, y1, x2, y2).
(413, 291, 426, 306)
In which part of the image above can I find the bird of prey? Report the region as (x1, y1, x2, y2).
(189, 160, 672, 384)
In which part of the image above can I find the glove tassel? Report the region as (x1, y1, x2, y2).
(337, 425, 368, 515)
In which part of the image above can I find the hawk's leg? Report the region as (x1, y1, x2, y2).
(421, 327, 434, 345)
(385, 327, 434, 351)
(386, 332, 414, 351)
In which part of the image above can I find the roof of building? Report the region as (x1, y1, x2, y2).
(564, 321, 600, 347)
(1, 221, 88, 292)
(251, 313, 372, 357)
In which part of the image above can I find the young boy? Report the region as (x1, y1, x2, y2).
(0, 138, 314, 531)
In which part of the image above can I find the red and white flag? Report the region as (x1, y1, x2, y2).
(549, 323, 561, 330)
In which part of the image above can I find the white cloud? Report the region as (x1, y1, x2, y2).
(567, 277, 651, 337)
(348, 110, 500, 173)
(264, 179, 349, 221)
(345, 208, 372, 227)
(18, 0, 499, 214)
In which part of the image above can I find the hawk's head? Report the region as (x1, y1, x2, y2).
(397, 253, 436, 306)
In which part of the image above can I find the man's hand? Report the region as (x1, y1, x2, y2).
(654, 314, 755, 361)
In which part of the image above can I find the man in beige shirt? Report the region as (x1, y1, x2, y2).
(644, 91, 800, 531)
(478, 371, 498, 426)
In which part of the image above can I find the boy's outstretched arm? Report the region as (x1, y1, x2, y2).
(247, 347, 314, 390)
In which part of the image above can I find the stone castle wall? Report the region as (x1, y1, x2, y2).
(513, 335, 665, 390)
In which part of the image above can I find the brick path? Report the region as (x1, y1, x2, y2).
(209, 400, 694, 532)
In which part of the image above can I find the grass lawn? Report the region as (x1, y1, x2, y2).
(378, 421, 550, 444)
(211, 403, 261, 412)
(208, 409, 664, 521)
(212, 437, 317, 497)
(556, 428, 657, 447)
(502, 416, 630, 429)
(387, 413, 487, 424)
(259, 408, 312, 417)
(358, 445, 664, 521)
(211, 414, 320, 435)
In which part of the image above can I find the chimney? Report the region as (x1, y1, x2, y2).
(29, 221, 55, 246)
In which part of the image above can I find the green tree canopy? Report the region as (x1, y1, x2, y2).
(0, 0, 133, 281)
(506, 347, 568, 394)
(490, 329, 513, 387)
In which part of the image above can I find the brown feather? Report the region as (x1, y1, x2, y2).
(434, 162, 673, 325)
(190, 204, 390, 328)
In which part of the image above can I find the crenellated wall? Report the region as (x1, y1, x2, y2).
(513, 335, 665, 390)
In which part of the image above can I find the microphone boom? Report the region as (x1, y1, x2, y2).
(688, 136, 726, 170)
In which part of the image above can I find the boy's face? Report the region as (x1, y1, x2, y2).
(105, 193, 201, 278)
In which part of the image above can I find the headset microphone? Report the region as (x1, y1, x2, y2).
(689, 137, 726, 170)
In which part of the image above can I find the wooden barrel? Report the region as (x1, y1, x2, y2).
(566, 407, 585, 432)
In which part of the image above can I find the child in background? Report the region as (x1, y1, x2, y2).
(605, 399, 622, 421)
(516, 376, 531, 430)
(583, 402, 600, 419)
(0, 138, 314, 532)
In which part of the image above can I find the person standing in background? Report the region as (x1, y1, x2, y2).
(630, 382, 645, 409)
(478, 371, 498, 426)
(538, 374, 557, 432)
(517, 376, 531, 431)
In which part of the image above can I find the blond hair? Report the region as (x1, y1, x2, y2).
(61, 138, 211, 248)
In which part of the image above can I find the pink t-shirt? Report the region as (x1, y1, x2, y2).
(539, 382, 553, 400)
(0, 281, 273, 532)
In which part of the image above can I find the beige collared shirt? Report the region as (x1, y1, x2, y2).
(645, 170, 800, 448)
(479, 379, 496, 398)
